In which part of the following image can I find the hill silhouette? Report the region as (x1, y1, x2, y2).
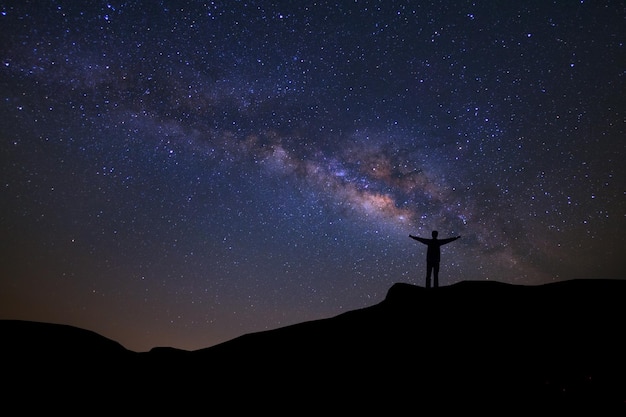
(2, 279, 625, 413)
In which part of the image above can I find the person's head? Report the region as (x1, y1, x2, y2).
(432, 230, 438, 238)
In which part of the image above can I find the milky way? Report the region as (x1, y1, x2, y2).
(1, 1, 624, 351)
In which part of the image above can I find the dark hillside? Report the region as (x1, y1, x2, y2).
(182, 279, 626, 412)
(2, 279, 625, 413)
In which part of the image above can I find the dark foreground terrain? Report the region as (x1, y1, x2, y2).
(3, 279, 625, 413)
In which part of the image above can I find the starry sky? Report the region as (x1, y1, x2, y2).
(1, 1, 624, 352)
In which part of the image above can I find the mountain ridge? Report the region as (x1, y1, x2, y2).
(2, 278, 625, 413)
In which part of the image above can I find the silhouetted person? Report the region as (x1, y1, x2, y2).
(409, 231, 460, 288)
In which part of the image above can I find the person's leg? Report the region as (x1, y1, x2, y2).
(425, 262, 432, 288)
(433, 263, 440, 288)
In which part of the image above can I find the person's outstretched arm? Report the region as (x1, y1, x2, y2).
(409, 235, 429, 244)
(439, 236, 461, 245)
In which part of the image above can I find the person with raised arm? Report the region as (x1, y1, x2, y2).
(409, 231, 461, 288)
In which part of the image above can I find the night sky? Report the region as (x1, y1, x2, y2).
(1, 1, 624, 352)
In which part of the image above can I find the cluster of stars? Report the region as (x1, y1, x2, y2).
(0, 1, 623, 352)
